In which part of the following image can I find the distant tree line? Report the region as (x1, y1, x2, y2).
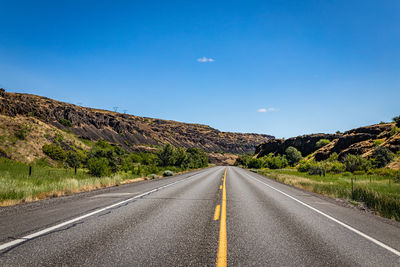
(42, 140, 208, 177)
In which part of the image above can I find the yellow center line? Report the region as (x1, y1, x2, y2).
(216, 168, 227, 267)
(219, 185, 223, 190)
(214, 205, 221, 221)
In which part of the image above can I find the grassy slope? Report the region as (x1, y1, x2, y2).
(257, 168, 400, 221)
(0, 114, 88, 164)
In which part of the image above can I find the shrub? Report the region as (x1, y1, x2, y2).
(390, 126, 399, 136)
(327, 153, 339, 162)
(262, 154, 288, 169)
(343, 154, 371, 173)
(87, 157, 111, 177)
(42, 144, 67, 161)
(325, 161, 345, 173)
(186, 147, 208, 168)
(374, 139, 384, 146)
(297, 159, 313, 172)
(58, 118, 72, 127)
(285, 147, 302, 166)
(163, 170, 174, 177)
(66, 151, 81, 168)
(247, 158, 263, 169)
(308, 164, 325, 176)
(158, 144, 176, 166)
(316, 139, 330, 149)
(371, 146, 394, 168)
(148, 174, 157, 180)
(393, 115, 400, 127)
(235, 155, 252, 167)
(342, 172, 352, 177)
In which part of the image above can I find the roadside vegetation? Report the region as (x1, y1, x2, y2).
(0, 141, 208, 206)
(236, 117, 400, 222)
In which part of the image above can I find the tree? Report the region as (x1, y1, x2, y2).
(66, 151, 81, 168)
(186, 147, 208, 168)
(371, 146, 394, 168)
(393, 116, 400, 127)
(247, 158, 262, 169)
(174, 147, 188, 168)
(343, 154, 371, 173)
(285, 146, 302, 166)
(157, 144, 176, 166)
(42, 144, 67, 161)
(87, 158, 111, 177)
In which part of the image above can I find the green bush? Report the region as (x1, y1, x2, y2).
(325, 161, 345, 173)
(343, 154, 371, 173)
(261, 154, 288, 169)
(42, 144, 67, 161)
(58, 118, 72, 127)
(248, 158, 263, 169)
(163, 170, 174, 177)
(374, 139, 384, 146)
(390, 126, 399, 136)
(285, 146, 302, 166)
(158, 144, 176, 166)
(342, 172, 352, 177)
(87, 158, 111, 177)
(148, 174, 157, 180)
(185, 147, 208, 169)
(235, 155, 253, 167)
(353, 170, 365, 176)
(327, 153, 339, 162)
(371, 146, 394, 168)
(297, 159, 313, 172)
(308, 164, 325, 176)
(66, 151, 81, 168)
(316, 139, 330, 149)
(393, 115, 400, 127)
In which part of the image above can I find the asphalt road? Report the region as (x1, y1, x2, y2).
(0, 166, 399, 266)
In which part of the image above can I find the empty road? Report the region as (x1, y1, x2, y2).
(0, 166, 399, 266)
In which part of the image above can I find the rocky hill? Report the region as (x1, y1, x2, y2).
(256, 122, 400, 163)
(0, 89, 273, 162)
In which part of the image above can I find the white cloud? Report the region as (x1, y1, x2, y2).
(257, 107, 279, 113)
(197, 57, 215, 63)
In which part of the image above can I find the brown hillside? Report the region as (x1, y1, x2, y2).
(0, 89, 273, 155)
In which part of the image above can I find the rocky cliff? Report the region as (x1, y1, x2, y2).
(0, 89, 273, 154)
(256, 123, 400, 161)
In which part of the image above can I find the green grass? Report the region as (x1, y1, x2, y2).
(0, 158, 143, 205)
(257, 169, 400, 221)
(0, 158, 206, 206)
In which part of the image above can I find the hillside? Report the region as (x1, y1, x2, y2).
(0, 89, 273, 163)
(256, 122, 400, 168)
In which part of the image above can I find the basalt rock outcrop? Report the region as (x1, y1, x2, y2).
(256, 134, 339, 158)
(0, 89, 273, 154)
(256, 122, 400, 161)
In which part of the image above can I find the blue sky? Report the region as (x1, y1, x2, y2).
(0, 1, 399, 138)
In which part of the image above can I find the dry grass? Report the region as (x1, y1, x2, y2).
(0, 114, 88, 164)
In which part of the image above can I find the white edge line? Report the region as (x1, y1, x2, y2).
(241, 170, 400, 257)
(0, 168, 214, 252)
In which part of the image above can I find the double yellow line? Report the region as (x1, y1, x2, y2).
(216, 168, 227, 267)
